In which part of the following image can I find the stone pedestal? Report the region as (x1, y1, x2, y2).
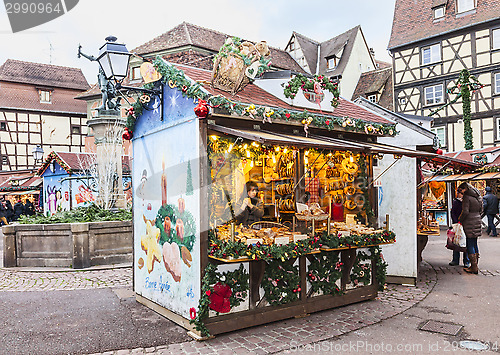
(87, 111, 126, 209)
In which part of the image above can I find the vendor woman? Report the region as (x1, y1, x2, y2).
(236, 181, 264, 226)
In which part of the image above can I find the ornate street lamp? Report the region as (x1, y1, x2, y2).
(32, 145, 44, 163)
(96, 36, 132, 85)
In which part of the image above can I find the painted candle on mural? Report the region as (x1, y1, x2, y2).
(161, 160, 167, 206)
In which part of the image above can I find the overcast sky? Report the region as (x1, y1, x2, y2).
(0, 0, 397, 84)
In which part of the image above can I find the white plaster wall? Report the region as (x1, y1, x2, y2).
(339, 32, 375, 99)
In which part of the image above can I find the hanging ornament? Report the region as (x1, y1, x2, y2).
(127, 107, 135, 117)
(194, 99, 210, 118)
(122, 127, 133, 140)
(302, 117, 313, 137)
(140, 95, 151, 104)
(262, 107, 274, 124)
(209, 282, 232, 313)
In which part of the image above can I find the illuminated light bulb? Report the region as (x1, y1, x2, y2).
(350, 155, 354, 163)
(327, 152, 332, 156)
(228, 144, 233, 153)
(304, 157, 309, 164)
(275, 146, 280, 152)
(305, 150, 309, 156)
(250, 160, 254, 167)
(243, 144, 248, 149)
(252, 142, 258, 147)
(210, 135, 218, 141)
(272, 155, 276, 163)
(246, 150, 250, 158)
(284, 147, 288, 153)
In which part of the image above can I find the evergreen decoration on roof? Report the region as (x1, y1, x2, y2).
(124, 58, 397, 138)
(37, 151, 73, 175)
(282, 73, 340, 108)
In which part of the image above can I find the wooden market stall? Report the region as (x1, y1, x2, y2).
(124, 41, 433, 337)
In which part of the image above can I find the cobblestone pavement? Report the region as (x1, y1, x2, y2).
(84, 263, 437, 355)
(0, 267, 132, 291)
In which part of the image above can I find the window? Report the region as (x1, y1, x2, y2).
(39, 90, 51, 103)
(497, 118, 500, 140)
(422, 43, 441, 65)
(327, 57, 337, 69)
(457, 0, 474, 13)
(367, 94, 377, 103)
(431, 127, 446, 147)
(130, 66, 141, 81)
(71, 125, 81, 134)
(495, 73, 500, 94)
(434, 6, 445, 18)
(424, 84, 444, 105)
(0, 122, 6, 131)
(493, 29, 500, 50)
(1, 156, 7, 165)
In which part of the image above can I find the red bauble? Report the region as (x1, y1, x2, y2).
(194, 100, 210, 118)
(208, 282, 232, 313)
(436, 149, 443, 155)
(122, 127, 133, 140)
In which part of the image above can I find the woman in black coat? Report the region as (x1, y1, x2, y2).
(236, 181, 264, 227)
(458, 182, 482, 274)
(13, 200, 25, 221)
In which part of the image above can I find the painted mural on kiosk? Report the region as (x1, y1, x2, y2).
(133, 84, 201, 319)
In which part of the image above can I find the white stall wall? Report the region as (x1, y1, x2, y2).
(378, 120, 434, 282)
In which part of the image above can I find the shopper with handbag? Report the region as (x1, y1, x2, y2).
(449, 190, 470, 267)
(457, 182, 482, 274)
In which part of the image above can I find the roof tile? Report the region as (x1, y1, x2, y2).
(0, 59, 89, 90)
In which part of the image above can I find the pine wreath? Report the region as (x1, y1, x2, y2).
(307, 251, 343, 295)
(282, 73, 340, 108)
(350, 250, 372, 286)
(155, 204, 196, 251)
(261, 260, 301, 305)
(190, 263, 249, 336)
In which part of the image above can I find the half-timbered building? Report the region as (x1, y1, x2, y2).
(389, 0, 500, 152)
(0, 59, 90, 171)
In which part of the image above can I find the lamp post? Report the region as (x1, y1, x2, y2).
(78, 37, 132, 209)
(32, 145, 44, 169)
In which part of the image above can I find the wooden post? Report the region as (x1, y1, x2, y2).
(327, 216, 331, 235)
(385, 214, 390, 231)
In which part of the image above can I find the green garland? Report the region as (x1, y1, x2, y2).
(307, 251, 343, 295)
(350, 250, 372, 286)
(208, 137, 264, 161)
(261, 260, 301, 305)
(429, 69, 483, 150)
(125, 58, 397, 137)
(371, 246, 387, 291)
(190, 263, 249, 336)
(209, 232, 322, 261)
(319, 230, 395, 249)
(355, 153, 375, 225)
(37, 151, 73, 175)
(282, 73, 340, 108)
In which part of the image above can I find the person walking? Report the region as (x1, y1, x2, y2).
(449, 190, 470, 267)
(5, 199, 14, 222)
(13, 199, 25, 221)
(483, 186, 498, 237)
(458, 182, 482, 274)
(0, 199, 8, 226)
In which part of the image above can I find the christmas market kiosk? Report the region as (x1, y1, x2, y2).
(125, 40, 428, 338)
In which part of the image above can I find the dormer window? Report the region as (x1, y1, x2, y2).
(130, 66, 141, 81)
(39, 90, 51, 103)
(327, 57, 337, 70)
(457, 0, 475, 13)
(367, 94, 377, 103)
(434, 6, 445, 18)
